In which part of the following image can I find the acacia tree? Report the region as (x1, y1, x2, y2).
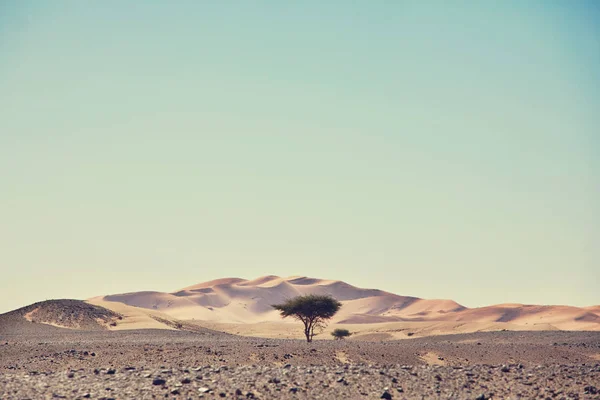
(272, 295, 342, 342)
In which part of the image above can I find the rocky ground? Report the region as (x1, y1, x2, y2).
(1, 328, 599, 399)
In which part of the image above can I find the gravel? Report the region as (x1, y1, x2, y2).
(2, 363, 599, 399)
(1, 329, 599, 399)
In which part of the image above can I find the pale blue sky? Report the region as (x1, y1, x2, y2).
(1, 1, 598, 313)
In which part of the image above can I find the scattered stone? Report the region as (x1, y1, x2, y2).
(584, 386, 598, 395)
(381, 390, 393, 399)
(152, 378, 166, 386)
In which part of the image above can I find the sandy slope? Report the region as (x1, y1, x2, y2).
(86, 298, 179, 330)
(90, 275, 600, 337)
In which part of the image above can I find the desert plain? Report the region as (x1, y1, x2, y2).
(1, 276, 599, 399)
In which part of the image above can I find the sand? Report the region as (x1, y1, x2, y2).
(85, 275, 599, 337)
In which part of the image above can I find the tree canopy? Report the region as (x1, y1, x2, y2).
(272, 294, 342, 342)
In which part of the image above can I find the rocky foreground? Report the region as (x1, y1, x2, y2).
(1, 328, 599, 399)
(2, 363, 599, 400)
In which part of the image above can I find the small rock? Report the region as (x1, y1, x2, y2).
(501, 366, 510, 373)
(180, 378, 191, 384)
(106, 369, 116, 375)
(152, 378, 166, 386)
(170, 389, 180, 395)
(381, 391, 393, 399)
(289, 387, 298, 393)
(585, 386, 598, 395)
(198, 387, 210, 393)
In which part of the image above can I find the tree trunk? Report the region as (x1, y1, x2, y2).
(304, 322, 312, 342)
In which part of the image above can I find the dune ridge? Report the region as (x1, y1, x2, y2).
(92, 275, 600, 335)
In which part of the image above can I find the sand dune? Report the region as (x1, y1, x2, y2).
(3, 275, 597, 339)
(90, 275, 600, 336)
(87, 297, 181, 330)
(585, 305, 600, 316)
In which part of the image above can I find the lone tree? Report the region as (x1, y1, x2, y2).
(331, 328, 352, 340)
(272, 295, 342, 342)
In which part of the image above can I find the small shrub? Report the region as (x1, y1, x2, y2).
(331, 328, 352, 340)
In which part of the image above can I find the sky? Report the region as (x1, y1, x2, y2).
(1, 1, 599, 314)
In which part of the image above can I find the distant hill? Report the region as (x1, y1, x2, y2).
(0, 299, 121, 334)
